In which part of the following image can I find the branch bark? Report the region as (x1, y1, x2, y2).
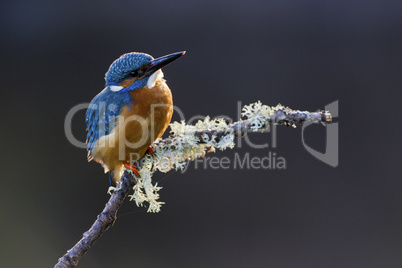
(55, 172, 135, 268)
(55, 108, 331, 267)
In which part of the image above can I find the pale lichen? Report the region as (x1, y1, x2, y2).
(241, 101, 287, 131)
(122, 116, 237, 212)
(107, 101, 329, 212)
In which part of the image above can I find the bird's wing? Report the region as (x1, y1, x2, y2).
(86, 88, 110, 160)
(85, 87, 132, 160)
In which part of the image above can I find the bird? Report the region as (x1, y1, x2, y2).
(86, 51, 185, 184)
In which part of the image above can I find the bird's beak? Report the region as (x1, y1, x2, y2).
(144, 51, 186, 76)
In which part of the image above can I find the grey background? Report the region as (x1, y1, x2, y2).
(1, 0, 401, 267)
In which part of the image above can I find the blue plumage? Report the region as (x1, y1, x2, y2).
(105, 52, 153, 85)
(86, 52, 154, 158)
(85, 87, 131, 157)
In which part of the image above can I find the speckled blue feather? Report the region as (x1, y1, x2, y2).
(85, 87, 132, 154)
(105, 52, 153, 85)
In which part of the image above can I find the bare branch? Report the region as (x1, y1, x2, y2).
(55, 172, 135, 268)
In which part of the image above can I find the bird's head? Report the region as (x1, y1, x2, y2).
(105, 51, 185, 92)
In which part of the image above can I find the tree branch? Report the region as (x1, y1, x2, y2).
(161, 107, 332, 144)
(55, 172, 135, 268)
(55, 103, 332, 267)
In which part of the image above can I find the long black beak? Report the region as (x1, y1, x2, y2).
(144, 51, 186, 76)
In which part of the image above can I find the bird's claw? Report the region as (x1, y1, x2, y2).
(107, 186, 119, 195)
(124, 162, 140, 176)
(146, 146, 154, 155)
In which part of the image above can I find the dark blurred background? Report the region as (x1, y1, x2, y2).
(1, 0, 401, 267)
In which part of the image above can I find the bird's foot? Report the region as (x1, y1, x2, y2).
(107, 185, 121, 195)
(146, 146, 154, 155)
(123, 162, 140, 176)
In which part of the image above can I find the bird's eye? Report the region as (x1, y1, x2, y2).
(129, 70, 138, 77)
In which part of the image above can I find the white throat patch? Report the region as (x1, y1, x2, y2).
(109, 85, 124, 92)
(147, 69, 164, 89)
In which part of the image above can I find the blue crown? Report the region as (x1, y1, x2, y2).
(105, 52, 154, 85)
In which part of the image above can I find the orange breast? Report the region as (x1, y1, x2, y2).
(119, 79, 173, 162)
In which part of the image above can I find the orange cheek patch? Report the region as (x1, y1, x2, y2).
(118, 78, 137, 88)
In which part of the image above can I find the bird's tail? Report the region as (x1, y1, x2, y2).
(108, 172, 115, 186)
(110, 163, 124, 185)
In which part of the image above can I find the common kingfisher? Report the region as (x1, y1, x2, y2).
(86, 51, 185, 184)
